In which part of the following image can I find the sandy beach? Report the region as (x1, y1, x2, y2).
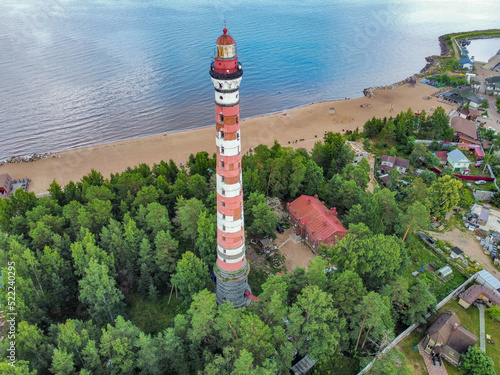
(1, 82, 448, 195)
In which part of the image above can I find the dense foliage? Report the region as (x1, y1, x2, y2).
(0, 132, 447, 374)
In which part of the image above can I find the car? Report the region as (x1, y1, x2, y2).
(276, 223, 284, 234)
(474, 180, 487, 185)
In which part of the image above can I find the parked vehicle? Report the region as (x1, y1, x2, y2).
(474, 180, 487, 185)
(276, 223, 284, 234)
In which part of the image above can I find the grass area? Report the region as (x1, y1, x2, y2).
(126, 292, 186, 335)
(311, 353, 360, 375)
(404, 239, 468, 301)
(397, 330, 427, 375)
(485, 308, 500, 375)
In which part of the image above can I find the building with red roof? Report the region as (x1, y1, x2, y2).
(287, 195, 347, 252)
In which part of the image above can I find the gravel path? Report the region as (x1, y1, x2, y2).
(431, 228, 500, 278)
(479, 304, 486, 352)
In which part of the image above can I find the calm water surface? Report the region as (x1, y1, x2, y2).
(1, 0, 500, 160)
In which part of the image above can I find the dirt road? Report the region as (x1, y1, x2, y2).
(432, 228, 500, 278)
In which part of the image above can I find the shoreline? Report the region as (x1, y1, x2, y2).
(0, 82, 447, 195)
(5, 30, 500, 194)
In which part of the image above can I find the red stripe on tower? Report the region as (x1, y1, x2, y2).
(210, 28, 251, 307)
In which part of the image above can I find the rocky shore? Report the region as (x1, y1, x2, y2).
(0, 153, 61, 166)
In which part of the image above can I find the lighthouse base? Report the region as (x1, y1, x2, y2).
(214, 265, 251, 307)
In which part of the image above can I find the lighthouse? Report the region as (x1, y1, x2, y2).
(210, 28, 250, 307)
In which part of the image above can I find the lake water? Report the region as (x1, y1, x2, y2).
(1, 0, 500, 160)
(467, 38, 500, 63)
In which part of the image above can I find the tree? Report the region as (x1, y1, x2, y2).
(343, 164, 370, 190)
(171, 251, 210, 305)
(487, 304, 500, 320)
(78, 259, 125, 325)
(350, 292, 394, 352)
(328, 270, 367, 318)
(132, 185, 159, 208)
(195, 211, 217, 265)
(428, 175, 463, 219)
(245, 195, 278, 239)
(50, 348, 75, 375)
(175, 197, 205, 245)
(77, 198, 113, 235)
(255, 274, 289, 327)
(306, 256, 328, 289)
(397, 201, 430, 238)
(99, 316, 141, 375)
(288, 285, 344, 362)
(459, 346, 496, 375)
(479, 99, 489, 109)
(329, 229, 404, 289)
(300, 159, 324, 196)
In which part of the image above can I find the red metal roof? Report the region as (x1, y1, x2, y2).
(216, 28, 235, 45)
(288, 195, 346, 244)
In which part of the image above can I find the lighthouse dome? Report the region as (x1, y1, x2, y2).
(216, 28, 235, 45)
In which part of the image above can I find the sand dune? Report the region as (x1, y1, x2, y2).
(1, 82, 452, 195)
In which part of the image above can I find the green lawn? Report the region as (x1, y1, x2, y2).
(126, 292, 187, 335)
(397, 330, 427, 375)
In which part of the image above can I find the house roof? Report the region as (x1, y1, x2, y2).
(434, 151, 448, 163)
(427, 312, 478, 354)
(478, 209, 490, 222)
(378, 164, 394, 172)
(451, 116, 477, 141)
(381, 155, 396, 164)
(216, 28, 235, 45)
(287, 195, 347, 244)
(459, 58, 474, 65)
(447, 148, 470, 164)
(458, 284, 500, 306)
(451, 247, 463, 255)
(380, 155, 408, 169)
(380, 174, 391, 185)
(485, 76, 500, 84)
(394, 157, 409, 169)
(0, 174, 11, 191)
(477, 270, 500, 291)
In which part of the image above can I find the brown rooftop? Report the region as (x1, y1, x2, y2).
(459, 284, 500, 306)
(451, 116, 478, 140)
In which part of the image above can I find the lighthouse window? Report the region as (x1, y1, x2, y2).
(221, 160, 225, 168)
(236, 94, 238, 99)
(224, 249, 226, 253)
(219, 95, 223, 100)
(221, 146, 224, 154)
(219, 83, 222, 88)
(223, 259, 226, 263)
(220, 114, 224, 122)
(222, 201, 225, 207)
(222, 214, 226, 219)
(236, 132, 239, 140)
(222, 189, 225, 196)
(222, 236, 226, 242)
(223, 225, 226, 231)
(221, 176, 225, 183)
(220, 131, 224, 139)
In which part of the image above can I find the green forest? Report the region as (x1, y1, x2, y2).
(0, 107, 486, 374)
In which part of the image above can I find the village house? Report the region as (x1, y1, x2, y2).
(433, 151, 448, 166)
(447, 148, 470, 174)
(378, 155, 409, 174)
(442, 87, 483, 108)
(485, 76, 500, 96)
(0, 174, 12, 199)
(458, 284, 500, 309)
(450, 116, 479, 145)
(287, 195, 347, 253)
(459, 57, 475, 71)
(422, 312, 478, 366)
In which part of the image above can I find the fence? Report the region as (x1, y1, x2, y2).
(357, 273, 478, 374)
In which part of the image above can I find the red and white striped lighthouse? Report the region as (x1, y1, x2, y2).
(210, 28, 250, 307)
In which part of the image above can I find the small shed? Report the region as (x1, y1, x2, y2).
(478, 209, 490, 226)
(450, 247, 464, 259)
(437, 266, 453, 281)
(258, 238, 276, 253)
